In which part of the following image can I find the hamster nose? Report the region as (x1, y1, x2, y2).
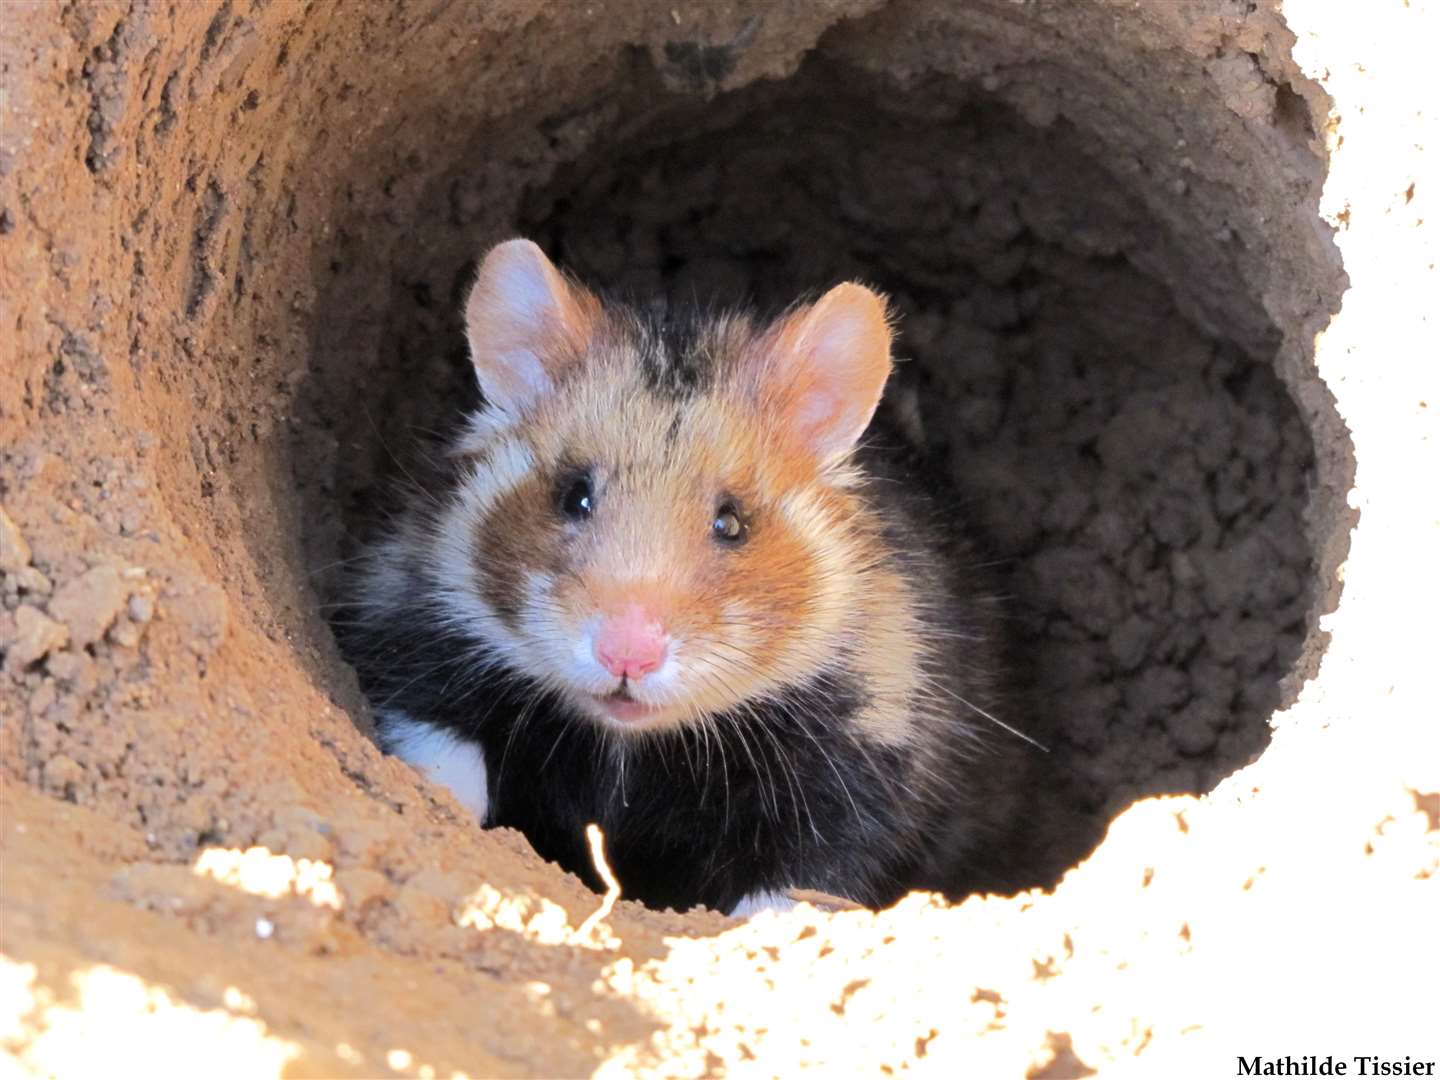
(594, 605, 670, 681)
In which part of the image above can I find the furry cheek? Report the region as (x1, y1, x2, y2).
(694, 513, 824, 691)
(473, 472, 566, 631)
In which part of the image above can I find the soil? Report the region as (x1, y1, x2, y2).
(2, 0, 1436, 1077)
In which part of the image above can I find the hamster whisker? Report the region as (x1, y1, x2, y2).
(714, 705, 780, 825)
(497, 678, 570, 796)
(698, 711, 733, 835)
(766, 694, 869, 834)
(744, 706, 819, 845)
(725, 702, 794, 835)
(919, 678, 1047, 752)
(357, 401, 449, 513)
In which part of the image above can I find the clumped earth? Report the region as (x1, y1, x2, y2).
(2, 1, 1436, 1077)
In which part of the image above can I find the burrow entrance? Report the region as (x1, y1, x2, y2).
(297, 42, 1333, 894)
(3, 0, 1385, 1069)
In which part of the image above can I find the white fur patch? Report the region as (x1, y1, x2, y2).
(359, 529, 422, 615)
(473, 437, 536, 507)
(449, 409, 511, 455)
(776, 487, 832, 544)
(383, 712, 489, 823)
(728, 890, 797, 919)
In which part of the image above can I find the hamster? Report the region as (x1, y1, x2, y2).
(337, 238, 1029, 915)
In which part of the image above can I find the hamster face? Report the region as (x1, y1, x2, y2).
(436, 240, 893, 734)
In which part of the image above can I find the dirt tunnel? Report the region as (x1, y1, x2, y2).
(2, 1, 1435, 1076)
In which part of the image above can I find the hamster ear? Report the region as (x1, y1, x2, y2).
(464, 239, 596, 420)
(757, 283, 894, 463)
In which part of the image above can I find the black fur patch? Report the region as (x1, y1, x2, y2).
(340, 582, 918, 912)
(626, 301, 715, 401)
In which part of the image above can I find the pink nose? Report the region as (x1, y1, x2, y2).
(594, 605, 669, 681)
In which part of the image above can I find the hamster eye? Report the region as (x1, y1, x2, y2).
(558, 471, 594, 521)
(711, 500, 747, 546)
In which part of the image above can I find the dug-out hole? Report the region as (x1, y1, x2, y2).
(307, 55, 1317, 894)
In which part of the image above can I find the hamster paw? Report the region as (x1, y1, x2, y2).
(381, 712, 490, 823)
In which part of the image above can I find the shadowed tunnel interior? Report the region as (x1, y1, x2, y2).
(294, 40, 1333, 891)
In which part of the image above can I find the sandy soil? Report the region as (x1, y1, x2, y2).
(1, 0, 1436, 1076)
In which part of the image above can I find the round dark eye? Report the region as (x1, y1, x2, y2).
(712, 502, 747, 545)
(559, 473, 594, 521)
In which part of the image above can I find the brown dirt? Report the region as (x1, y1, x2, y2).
(2, 1, 1436, 1076)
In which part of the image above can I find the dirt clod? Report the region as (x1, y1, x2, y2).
(4, 606, 70, 674)
(47, 566, 129, 650)
(0, 507, 32, 574)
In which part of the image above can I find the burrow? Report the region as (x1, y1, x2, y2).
(7, 1, 1349, 901)
(291, 15, 1347, 890)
